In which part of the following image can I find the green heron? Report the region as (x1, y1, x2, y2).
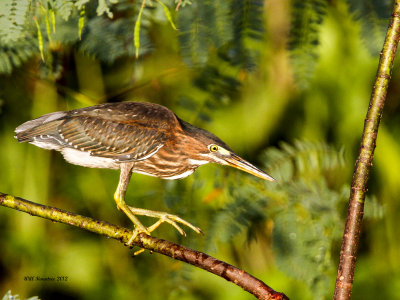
(15, 102, 274, 243)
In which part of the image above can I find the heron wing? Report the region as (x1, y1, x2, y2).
(59, 116, 168, 162)
(15, 102, 179, 162)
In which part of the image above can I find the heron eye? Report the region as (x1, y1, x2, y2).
(209, 144, 219, 152)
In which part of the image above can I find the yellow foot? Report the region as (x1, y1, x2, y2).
(134, 248, 145, 256)
(125, 227, 145, 247)
(127, 206, 203, 236)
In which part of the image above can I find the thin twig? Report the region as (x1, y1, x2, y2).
(333, 2, 400, 299)
(175, 0, 182, 11)
(0, 192, 288, 300)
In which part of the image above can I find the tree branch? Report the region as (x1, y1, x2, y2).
(333, 2, 400, 299)
(0, 192, 288, 300)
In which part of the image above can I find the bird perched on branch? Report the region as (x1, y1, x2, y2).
(15, 101, 274, 244)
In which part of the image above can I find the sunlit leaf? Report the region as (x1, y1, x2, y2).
(33, 16, 45, 61)
(156, 0, 177, 30)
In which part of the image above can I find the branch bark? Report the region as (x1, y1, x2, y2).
(0, 192, 288, 300)
(333, 2, 400, 299)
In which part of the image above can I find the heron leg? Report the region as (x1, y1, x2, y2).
(115, 163, 202, 246)
(114, 163, 150, 245)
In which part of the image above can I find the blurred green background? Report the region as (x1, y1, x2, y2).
(0, 0, 399, 299)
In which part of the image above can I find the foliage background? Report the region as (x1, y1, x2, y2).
(0, 0, 399, 299)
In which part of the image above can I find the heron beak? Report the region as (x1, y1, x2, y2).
(223, 153, 275, 182)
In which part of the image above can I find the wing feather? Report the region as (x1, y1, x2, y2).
(59, 115, 169, 161)
(15, 102, 179, 162)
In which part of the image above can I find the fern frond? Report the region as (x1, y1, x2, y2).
(177, 1, 212, 66)
(0, 0, 31, 43)
(177, 0, 264, 125)
(2, 290, 40, 300)
(178, 0, 235, 66)
(96, 0, 118, 18)
(288, 0, 327, 89)
(202, 140, 353, 298)
(0, 37, 37, 74)
(257, 140, 348, 297)
(213, 197, 267, 243)
(272, 180, 342, 299)
(53, 0, 75, 21)
(262, 140, 345, 183)
(178, 0, 263, 68)
(347, 0, 391, 55)
(231, 0, 264, 70)
(204, 184, 268, 252)
(75, 0, 91, 10)
(79, 16, 144, 63)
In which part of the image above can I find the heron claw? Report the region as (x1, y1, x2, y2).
(125, 226, 150, 247)
(127, 206, 203, 236)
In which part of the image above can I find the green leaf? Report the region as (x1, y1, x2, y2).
(156, 0, 177, 30)
(39, 3, 52, 43)
(49, 9, 56, 33)
(97, 0, 114, 18)
(134, 1, 146, 58)
(78, 5, 85, 40)
(34, 17, 45, 61)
